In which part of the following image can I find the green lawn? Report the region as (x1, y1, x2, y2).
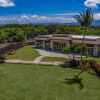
(0, 63, 100, 100)
(6, 46, 40, 60)
(41, 56, 69, 62)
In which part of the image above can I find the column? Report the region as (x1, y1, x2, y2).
(43, 41, 45, 49)
(93, 45, 98, 56)
(50, 41, 53, 50)
(35, 40, 37, 47)
(66, 42, 70, 46)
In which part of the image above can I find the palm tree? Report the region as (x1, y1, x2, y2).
(74, 9, 94, 67)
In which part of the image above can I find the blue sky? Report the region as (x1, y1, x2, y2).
(0, 0, 100, 24)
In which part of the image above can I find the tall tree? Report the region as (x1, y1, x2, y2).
(74, 9, 93, 67)
(62, 43, 88, 67)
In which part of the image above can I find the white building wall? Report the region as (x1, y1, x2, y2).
(35, 40, 37, 47)
(43, 41, 45, 49)
(93, 45, 98, 56)
(50, 41, 53, 50)
(66, 42, 70, 46)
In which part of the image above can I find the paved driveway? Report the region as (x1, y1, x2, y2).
(33, 48, 83, 63)
(35, 49, 72, 58)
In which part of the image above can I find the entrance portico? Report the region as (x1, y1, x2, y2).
(35, 40, 70, 51)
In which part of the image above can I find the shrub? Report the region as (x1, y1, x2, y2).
(7, 49, 15, 55)
(82, 60, 100, 77)
(84, 52, 89, 58)
(21, 43, 28, 47)
(69, 60, 79, 67)
(82, 60, 97, 69)
(0, 54, 5, 63)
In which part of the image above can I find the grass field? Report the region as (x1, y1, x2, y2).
(41, 56, 69, 62)
(6, 46, 40, 60)
(0, 63, 100, 100)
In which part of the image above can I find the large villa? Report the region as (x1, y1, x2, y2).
(34, 34, 100, 57)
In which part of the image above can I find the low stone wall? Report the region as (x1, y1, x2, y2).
(0, 42, 34, 54)
(0, 43, 10, 49)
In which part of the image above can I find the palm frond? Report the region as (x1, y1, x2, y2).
(74, 9, 93, 27)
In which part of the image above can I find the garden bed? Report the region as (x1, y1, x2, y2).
(0, 42, 34, 54)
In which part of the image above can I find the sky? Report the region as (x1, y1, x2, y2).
(0, 0, 100, 24)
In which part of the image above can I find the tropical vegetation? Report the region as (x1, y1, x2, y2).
(0, 23, 100, 43)
(62, 43, 88, 67)
(0, 54, 5, 63)
(74, 9, 93, 66)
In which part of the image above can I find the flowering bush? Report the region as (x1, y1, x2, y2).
(82, 60, 100, 77)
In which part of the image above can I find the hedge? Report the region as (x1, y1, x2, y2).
(0, 42, 34, 54)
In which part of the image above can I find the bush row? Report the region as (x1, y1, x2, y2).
(0, 42, 34, 54)
(82, 60, 100, 78)
(66, 60, 100, 78)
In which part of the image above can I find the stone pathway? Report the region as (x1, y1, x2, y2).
(5, 59, 34, 64)
(35, 48, 82, 59)
(33, 56, 45, 64)
(35, 49, 71, 58)
(5, 59, 64, 66)
(31, 49, 71, 64)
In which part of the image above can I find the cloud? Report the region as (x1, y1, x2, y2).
(0, 13, 99, 24)
(0, 14, 76, 24)
(52, 13, 78, 16)
(0, 0, 15, 7)
(84, 0, 100, 8)
(94, 13, 100, 20)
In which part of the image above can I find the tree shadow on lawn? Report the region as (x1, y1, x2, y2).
(60, 61, 96, 89)
(60, 63, 96, 76)
(63, 74, 84, 89)
(62, 69, 96, 90)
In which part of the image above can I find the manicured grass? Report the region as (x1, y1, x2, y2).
(6, 46, 40, 60)
(41, 56, 69, 62)
(0, 63, 100, 100)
